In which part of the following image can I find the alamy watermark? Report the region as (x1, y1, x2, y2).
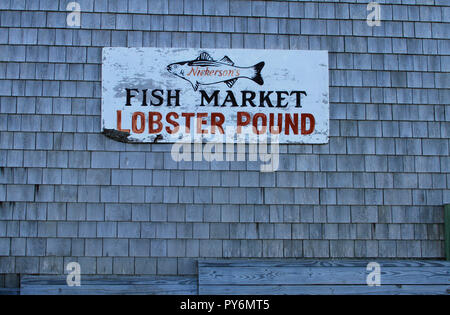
(366, 262, 381, 286)
(367, 2, 381, 27)
(66, 262, 81, 287)
(170, 125, 280, 172)
(66, 2, 81, 28)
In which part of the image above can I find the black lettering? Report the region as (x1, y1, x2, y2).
(222, 90, 238, 107)
(141, 89, 148, 106)
(150, 89, 164, 106)
(200, 90, 219, 106)
(241, 90, 256, 107)
(290, 90, 307, 108)
(125, 88, 139, 106)
(259, 91, 274, 107)
(276, 91, 289, 108)
(167, 89, 180, 106)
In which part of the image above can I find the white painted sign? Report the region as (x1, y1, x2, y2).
(102, 48, 329, 143)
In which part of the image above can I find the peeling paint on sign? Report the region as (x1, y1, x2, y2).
(102, 48, 329, 144)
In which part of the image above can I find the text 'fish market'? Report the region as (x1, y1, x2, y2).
(123, 88, 308, 108)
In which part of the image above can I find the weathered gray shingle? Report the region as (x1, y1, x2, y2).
(0, 0, 448, 276)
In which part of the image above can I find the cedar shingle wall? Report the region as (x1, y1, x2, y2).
(0, 0, 449, 276)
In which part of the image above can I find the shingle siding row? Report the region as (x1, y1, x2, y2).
(0, 0, 449, 276)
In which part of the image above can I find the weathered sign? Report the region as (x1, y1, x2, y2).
(101, 48, 329, 143)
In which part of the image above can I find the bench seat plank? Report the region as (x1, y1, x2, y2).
(21, 275, 196, 286)
(199, 285, 450, 295)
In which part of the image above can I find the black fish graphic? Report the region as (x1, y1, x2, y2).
(167, 52, 265, 91)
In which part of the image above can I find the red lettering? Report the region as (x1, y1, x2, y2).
(301, 113, 315, 135)
(196, 113, 208, 134)
(116, 110, 130, 133)
(285, 113, 299, 135)
(181, 113, 195, 133)
(166, 112, 179, 134)
(132, 112, 145, 133)
(148, 111, 163, 133)
(252, 113, 267, 135)
(269, 113, 282, 134)
(187, 67, 196, 76)
(211, 113, 225, 134)
(237, 111, 251, 133)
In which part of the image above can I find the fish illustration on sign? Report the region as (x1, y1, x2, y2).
(167, 52, 265, 91)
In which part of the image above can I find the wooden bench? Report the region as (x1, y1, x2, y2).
(20, 275, 197, 295)
(198, 260, 450, 295)
(14, 260, 450, 295)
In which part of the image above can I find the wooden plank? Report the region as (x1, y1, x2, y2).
(199, 259, 450, 268)
(199, 285, 450, 295)
(199, 266, 450, 285)
(0, 288, 20, 295)
(21, 284, 197, 295)
(20, 275, 197, 295)
(21, 275, 196, 286)
(445, 204, 450, 261)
